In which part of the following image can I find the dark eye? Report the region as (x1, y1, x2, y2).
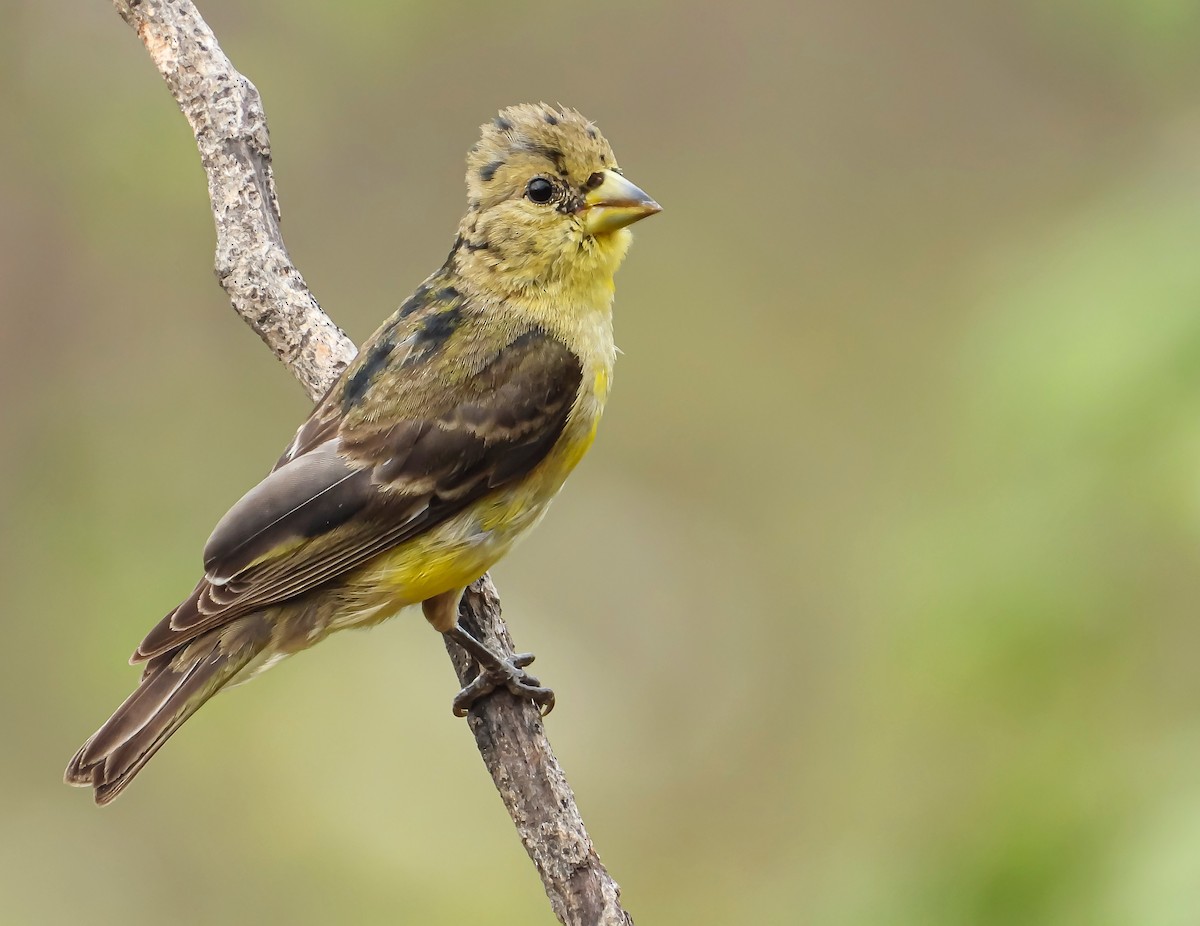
(526, 178, 554, 204)
(585, 172, 605, 191)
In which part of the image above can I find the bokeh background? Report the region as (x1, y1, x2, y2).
(3, 0, 1200, 923)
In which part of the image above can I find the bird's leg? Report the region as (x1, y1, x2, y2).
(445, 623, 556, 717)
(423, 590, 555, 717)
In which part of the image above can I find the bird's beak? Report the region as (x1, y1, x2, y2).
(579, 170, 661, 235)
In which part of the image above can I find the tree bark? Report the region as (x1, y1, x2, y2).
(109, 2, 634, 923)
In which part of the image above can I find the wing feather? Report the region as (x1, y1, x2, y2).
(134, 323, 582, 662)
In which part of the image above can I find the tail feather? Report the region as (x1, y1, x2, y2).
(65, 619, 268, 805)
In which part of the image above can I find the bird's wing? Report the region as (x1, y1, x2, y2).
(133, 327, 582, 661)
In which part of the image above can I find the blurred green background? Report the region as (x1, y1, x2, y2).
(4, 0, 1200, 923)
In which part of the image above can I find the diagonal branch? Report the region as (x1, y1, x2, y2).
(109, 2, 634, 924)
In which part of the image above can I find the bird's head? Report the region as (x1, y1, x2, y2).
(455, 103, 660, 300)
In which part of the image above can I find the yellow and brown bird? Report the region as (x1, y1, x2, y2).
(65, 103, 659, 804)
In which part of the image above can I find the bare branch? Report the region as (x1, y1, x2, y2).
(112, 0, 354, 400)
(450, 583, 635, 926)
(110, 1, 633, 923)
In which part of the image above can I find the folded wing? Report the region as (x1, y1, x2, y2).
(134, 328, 582, 661)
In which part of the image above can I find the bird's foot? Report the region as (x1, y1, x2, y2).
(452, 651, 556, 717)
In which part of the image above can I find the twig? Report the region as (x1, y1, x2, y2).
(109, 2, 634, 923)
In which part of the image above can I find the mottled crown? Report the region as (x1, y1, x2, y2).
(465, 103, 618, 209)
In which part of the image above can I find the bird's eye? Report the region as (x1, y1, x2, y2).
(585, 172, 605, 191)
(526, 178, 554, 204)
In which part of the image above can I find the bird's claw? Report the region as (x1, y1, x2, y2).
(452, 651, 556, 717)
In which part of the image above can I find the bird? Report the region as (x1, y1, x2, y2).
(65, 102, 660, 805)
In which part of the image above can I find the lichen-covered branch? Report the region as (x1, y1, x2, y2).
(109, 1, 633, 923)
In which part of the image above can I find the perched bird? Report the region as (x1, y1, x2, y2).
(65, 103, 660, 805)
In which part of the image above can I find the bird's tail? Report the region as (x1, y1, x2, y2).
(65, 618, 269, 805)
